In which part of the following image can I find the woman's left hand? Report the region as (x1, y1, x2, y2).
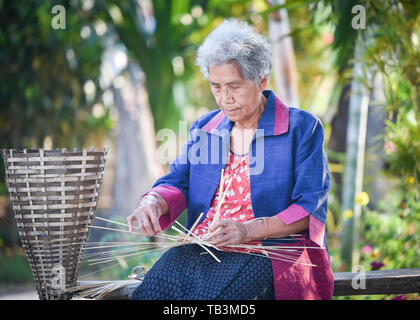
(205, 219, 250, 247)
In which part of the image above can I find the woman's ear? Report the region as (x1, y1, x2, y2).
(259, 76, 269, 91)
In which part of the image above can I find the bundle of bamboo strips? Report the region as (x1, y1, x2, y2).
(67, 226, 317, 298)
(68, 170, 321, 299)
(65, 280, 140, 299)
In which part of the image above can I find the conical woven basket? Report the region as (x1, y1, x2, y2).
(1, 148, 108, 300)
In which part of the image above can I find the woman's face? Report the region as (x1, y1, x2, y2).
(208, 63, 268, 125)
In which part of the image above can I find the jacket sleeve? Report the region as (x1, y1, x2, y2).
(275, 117, 331, 247)
(139, 121, 198, 231)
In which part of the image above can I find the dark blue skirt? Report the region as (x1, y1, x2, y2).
(130, 244, 274, 300)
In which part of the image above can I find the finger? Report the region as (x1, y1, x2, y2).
(209, 219, 229, 233)
(144, 206, 161, 235)
(126, 215, 136, 232)
(209, 220, 222, 232)
(210, 233, 233, 247)
(132, 208, 149, 236)
(217, 230, 243, 247)
(135, 213, 147, 235)
(210, 225, 230, 240)
(149, 206, 162, 234)
(138, 212, 154, 237)
(206, 225, 225, 240)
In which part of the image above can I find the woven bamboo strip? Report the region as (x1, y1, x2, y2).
(9, 176, 100, 183)
(9, 182, 103, 189)
(16, 221, 91, 227)
(10, 193, 99, 201)
(17, 236, 93, 245)
(5, 155, 104, 162)
(4, 149, 104, 155)
(7, 163, 105, 170)
(8, 184, 102, 192)
(6, 172, 104, 179)
(6, 165, 104, 172)
(23, 228, 90, 235)
(13, 212, 92, 219)
(15, 209, 98, 216)
(13, 202, 99, 210)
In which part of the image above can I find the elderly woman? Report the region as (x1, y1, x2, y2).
(128, 19, 334, 300)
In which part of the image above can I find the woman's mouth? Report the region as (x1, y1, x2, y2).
(225, 108, 240, 114)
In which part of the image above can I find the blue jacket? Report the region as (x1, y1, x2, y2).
(150, 89, 331, 249)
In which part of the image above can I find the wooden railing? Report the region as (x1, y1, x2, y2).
(77, 268, 420, 299)
(332, 268, 420, 296)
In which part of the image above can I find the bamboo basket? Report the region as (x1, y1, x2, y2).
(1, 148, 108, 300)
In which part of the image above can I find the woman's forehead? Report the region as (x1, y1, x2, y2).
(208, 63, 245, 83)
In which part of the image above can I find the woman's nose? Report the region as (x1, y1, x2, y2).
(220, 87, 234, 102)
(221, 95, 234, 105)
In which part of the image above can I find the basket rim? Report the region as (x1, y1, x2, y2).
(1, 148, 108, 154)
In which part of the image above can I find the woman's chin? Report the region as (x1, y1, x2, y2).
(222, 110, 242, 122)
(225, 115, 241, 123)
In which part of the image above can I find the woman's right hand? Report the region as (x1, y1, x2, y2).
(127, 192, 168, 237)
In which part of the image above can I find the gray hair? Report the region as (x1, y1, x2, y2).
(195, 18, 272, 83)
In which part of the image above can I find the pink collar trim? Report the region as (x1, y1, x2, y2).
(273, 96, 289, 135)
(202, 110, 226, 133)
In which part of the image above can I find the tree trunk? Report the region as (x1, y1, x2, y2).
(268, 0, 299, 108)
(328, 83, 351, 204)
(340, 34, 370, 269)
(105, 62, 162, 221)
(364, 72, 390, 210)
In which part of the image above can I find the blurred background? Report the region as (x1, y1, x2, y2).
(0, 0, 419, 300)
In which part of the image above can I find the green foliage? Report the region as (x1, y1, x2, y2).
(0, 248, 33, 284)
(346, 186, 420, 300)
(308, 1, 420, 299)
(0, 0, 115, 194)
(306, 0, 359, 75)
(0, 0, 113, 149)
(329, 186, 420, 300)
(98, 0, 260, 131)
(361, 194, 420, 270)
(385, 114, 420, 181)
(361, 0, 420, 183)
(359, 1, 420, 253)
(288, 3, 337, 113)
(344, 1, 419, 298)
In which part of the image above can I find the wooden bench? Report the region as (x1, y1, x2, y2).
(77, 268, 420, 299)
